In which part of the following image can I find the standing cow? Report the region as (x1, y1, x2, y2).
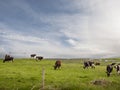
(83, 61, 95, 69)
(114, 64, 120, 75)
(106, 64, 113, 77)
(54, 60, 61, 70)
(36, 56, 43, 61)
(3, 54, 14, 63)
(95, 62, 100, 65)
(30, 54, 36, 58)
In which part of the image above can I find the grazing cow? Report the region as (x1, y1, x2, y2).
(95, 62, 100, 65)
(3, 55, 14, 63)
(114, 64, 120, 75)
(83, 61, 95, 69)
(36, 56, 43, 61)
(111, 63, 116, 66)
(106, 64, 113, 77)
(30, 54, 36, 58)
(54, 60, 61, 70)
(83, 61, 89, 69)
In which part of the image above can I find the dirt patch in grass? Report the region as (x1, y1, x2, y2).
(91, 79, 111, 86)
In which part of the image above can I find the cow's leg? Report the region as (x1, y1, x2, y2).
(91, 64, 95, 68)
(12, 59, 14, 62)
(3, 60, 5, 63)
(86, 66, 89, 69)
(106, 72, 110, 77)
(58, 65, 60, 69)
(54, 65, 57, 70)
(83, 66, 86, 69)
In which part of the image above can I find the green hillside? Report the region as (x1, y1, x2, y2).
(0, 58, 120, 90)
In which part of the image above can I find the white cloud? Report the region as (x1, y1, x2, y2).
(1, 0, 120, 58)
(54, 0, 120, 58)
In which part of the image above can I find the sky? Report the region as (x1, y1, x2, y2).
(1, 0, 120, 58)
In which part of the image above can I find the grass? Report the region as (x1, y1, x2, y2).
(0, 58, 120, 90)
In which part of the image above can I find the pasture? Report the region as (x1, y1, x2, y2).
(0, 58, 120, 90)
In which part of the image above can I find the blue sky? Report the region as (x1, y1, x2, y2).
(1, 0, 120, 58)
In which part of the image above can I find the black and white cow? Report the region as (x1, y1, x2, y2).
(83, 61, 95, 69)
(3, 54, 14, 63)
(30, 54, 36, 58)
(114, 64, 120, 75)
(36, 56, 43, 61)
(106, 64, 113, 77)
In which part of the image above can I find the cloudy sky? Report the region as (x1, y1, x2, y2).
(0, 0, 120, 58)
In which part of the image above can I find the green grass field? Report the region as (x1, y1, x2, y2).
(0, 58, 120, 90)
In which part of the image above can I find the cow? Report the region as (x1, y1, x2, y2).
(36, 56, 43, 61)
(114, 64, 120, 75)
(83, 61, 95, 69)
(30, 54, 36, 58)
(106, 64, 113, 77)
(111, 63, 116, 66)
(3, 54, 14, 63)
(95, 62, 100, 65)
(54, 60, 61, 70)
(83, 61, 89, 69)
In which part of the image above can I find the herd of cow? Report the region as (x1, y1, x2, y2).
(83, 61, 120, 77)
(2, 54, 120, 77)
(2, 54, 61, 70)
(106, 63, 120, 77)
(30, 54, 43, 61)
(3, 54, 43, 63)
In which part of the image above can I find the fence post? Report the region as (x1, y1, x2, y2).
(42, 67, 45, 90)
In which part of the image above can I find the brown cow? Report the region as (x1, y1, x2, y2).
(95, 62, 100, 65)
(54, 60, 61, 70)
